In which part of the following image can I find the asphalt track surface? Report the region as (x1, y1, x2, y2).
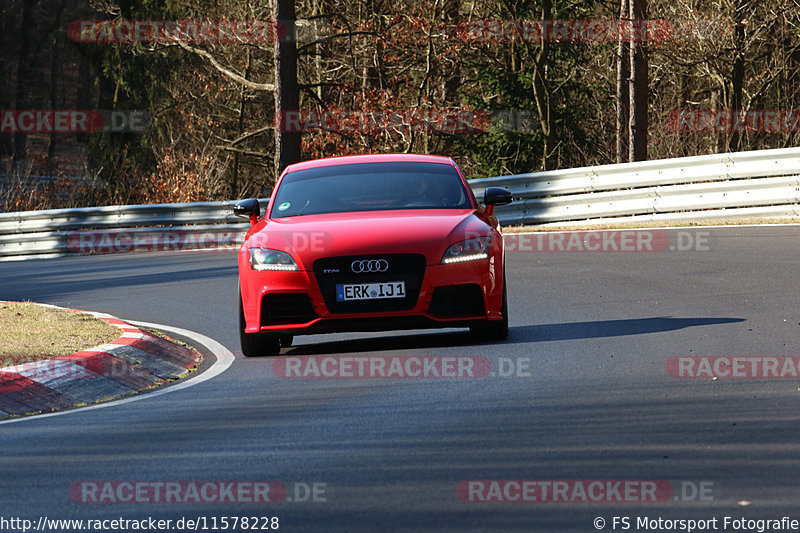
(1, 225, 799, 532)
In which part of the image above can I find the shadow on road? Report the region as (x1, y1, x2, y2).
(283, 316, 745, 356)
(517, 316, 745, 342)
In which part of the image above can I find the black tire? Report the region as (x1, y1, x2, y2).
(470, 276, 509, 342)
(239, 292, 281, 357)
(279, 335, 294, 348)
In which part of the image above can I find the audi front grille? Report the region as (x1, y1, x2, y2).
(312, 254, 426, 313)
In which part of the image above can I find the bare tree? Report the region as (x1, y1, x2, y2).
(12, 0, 34, 165)
(616, 0, 630, 163)
(532, 0, 553, 169)
(629, 0, 648, 161)
(728, 0, 746, 152)
(273, 0, 302, 179)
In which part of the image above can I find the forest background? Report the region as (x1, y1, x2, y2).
(1, 0, 795, 211)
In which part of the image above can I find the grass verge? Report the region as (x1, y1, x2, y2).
(0, 301, 120, 367)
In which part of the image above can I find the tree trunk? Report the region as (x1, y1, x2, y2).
(729, 0, 746, 153)
(0, 2, 16, 161)
(232, 49, 252, 197)
(47, 0, 67, 172)
(313, 0, 325, 101)
(362, 0, 385, 94)
(616, 0, 630, 163)
(531, 0, 553, 169)
(628, 0, 648, 161)
(441, 0, 460, 104)
(273, 0, 302, 181)
(711, 87, 724, 153)
(13, 0, 34, 165)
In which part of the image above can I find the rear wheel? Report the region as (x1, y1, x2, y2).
(470, 276, 509, 342)
(239, 292, 281, 357)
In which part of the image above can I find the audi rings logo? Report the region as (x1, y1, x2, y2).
(351, 259, 389, 273)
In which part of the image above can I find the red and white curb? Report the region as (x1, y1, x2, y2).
(0, 305, 201, 419)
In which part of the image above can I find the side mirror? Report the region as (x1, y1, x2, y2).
(484, 187, 512, 206)
(482, 187, 512, 218)
(234, 198, 260, 225)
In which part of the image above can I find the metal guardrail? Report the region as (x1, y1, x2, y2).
(0, 200, 265, 260)
(2, 147, 800, 260)
(472, 146, 800, 226)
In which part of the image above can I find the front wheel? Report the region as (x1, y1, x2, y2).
(239, 293, 281, 357)
(279, 335, 294, 348)
(470, 277, 509, 342)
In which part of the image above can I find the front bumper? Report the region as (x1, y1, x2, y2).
(239, 257, 504, 335)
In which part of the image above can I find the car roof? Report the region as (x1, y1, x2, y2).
(282, 153, 457, 174)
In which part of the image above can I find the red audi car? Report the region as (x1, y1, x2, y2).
(234, 153, 512, 356)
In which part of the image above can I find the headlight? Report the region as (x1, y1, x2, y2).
(441, 237, 491, 264)
(249, 248, 299, 271)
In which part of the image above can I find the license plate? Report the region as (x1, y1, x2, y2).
(336, 281, 406, 301)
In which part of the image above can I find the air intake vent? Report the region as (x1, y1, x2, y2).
(261, 293, 319, 326)
(428, 284, 485, 318)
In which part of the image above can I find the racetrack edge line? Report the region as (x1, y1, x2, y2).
(0, 321, 234, 426)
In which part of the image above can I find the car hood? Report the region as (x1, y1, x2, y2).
(246, 209, 490, 268)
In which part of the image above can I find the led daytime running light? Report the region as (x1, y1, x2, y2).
(442, 253, 489, 264)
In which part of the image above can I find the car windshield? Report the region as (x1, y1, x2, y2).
(269, 161, 472, 218)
